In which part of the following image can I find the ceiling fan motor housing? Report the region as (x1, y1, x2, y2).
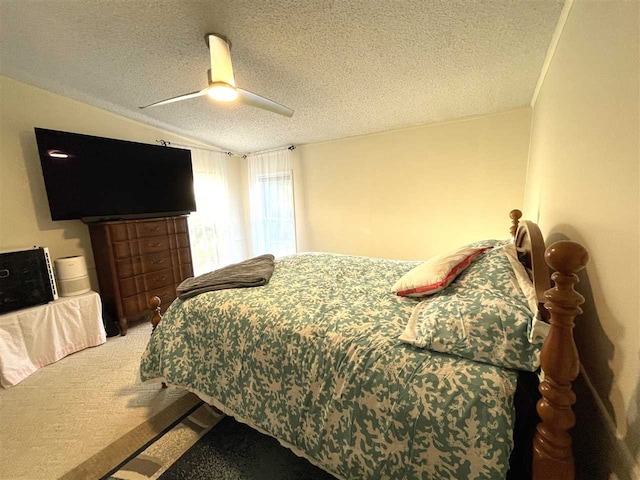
(206, 34, 236, 87)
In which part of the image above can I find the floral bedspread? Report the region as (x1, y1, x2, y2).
(140, 253, 519, 480)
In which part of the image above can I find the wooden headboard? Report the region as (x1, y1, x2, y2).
(509, 209, 589, 480)
(511, 209, 551, 319)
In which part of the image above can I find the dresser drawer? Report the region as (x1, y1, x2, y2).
(119, 269, 174, 298)
(108, 219, 171, 241)
(109, 223, 131, 242)
(144, 270, 174, 289)
(135, 220, 169, 238)
(122, 285, 175, 317)
(140, 251, 173, 274)
(113, 241, 138, 259)
(171, 247, 193, 266)
(172, 217, 189, 234)
(116, 251, 172, 278)
(113, 236, 172, 259)
(173, 233, 191, 250)
(138, 235, 172, 255)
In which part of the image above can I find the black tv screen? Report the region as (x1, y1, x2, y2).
(35, 128, 196, 221)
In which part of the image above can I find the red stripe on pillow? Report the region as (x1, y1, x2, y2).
(397, 246, 492, 297)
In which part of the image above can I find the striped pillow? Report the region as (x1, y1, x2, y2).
(392, 245, 492, 297)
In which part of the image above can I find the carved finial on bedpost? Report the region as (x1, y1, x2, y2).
(149, 296, 162, 331)
(532, 241, 589, 480)
(509, 209, 522, 238)
(148, 296, 168, 389)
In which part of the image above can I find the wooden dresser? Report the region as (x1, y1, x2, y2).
(88, 215, 193, 335)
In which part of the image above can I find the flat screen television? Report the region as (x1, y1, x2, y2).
(34, 128, 196, 221)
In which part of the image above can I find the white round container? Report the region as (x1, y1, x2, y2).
(54, 255, 91, 296)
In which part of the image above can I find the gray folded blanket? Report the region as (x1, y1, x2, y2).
(177, 254, 275, 299)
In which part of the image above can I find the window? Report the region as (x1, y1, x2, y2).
(254, 172, 296, 256)
(188, 148, 247, 275)
(248, 150, 296, 258)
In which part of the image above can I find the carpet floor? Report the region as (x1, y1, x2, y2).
(2, 318, 341, 480)
(159, 416, 338, 480)
(114, 413, 339, 480)
(0, 321, 192, 480)
(105, 403, 224, 480)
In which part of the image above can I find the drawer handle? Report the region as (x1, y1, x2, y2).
(149, 242, 163, 247)
(155, 275, 168, 282)
(160, 293, 169, 298)
(151, 259, 165, 265)
(147, 226, 160, 232)
(0, 269, 9, 278)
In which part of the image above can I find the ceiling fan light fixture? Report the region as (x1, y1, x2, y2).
(207, 82, 238, 102)
(139, 33, 293, 116)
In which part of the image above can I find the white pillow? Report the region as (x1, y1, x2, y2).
(392, 245, 492, 297)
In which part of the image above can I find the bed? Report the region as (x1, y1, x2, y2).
(140, 211, 588, 480)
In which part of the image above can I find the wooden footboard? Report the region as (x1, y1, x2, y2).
(148, 296, 167, 389)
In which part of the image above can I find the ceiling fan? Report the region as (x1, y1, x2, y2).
(139, 34, 294, 117)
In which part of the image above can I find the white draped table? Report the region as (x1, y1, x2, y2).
(0, 291, 106, 387)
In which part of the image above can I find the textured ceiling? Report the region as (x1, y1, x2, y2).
(0, 0, 563, 153)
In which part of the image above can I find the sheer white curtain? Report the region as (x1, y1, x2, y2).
(247, 149, 297, 258)
(188, 148, 247, 275)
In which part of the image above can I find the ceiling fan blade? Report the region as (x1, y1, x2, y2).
(206, 34, 235, 86)
(139, 88, 208, 109)
(237, 88, 294, 117)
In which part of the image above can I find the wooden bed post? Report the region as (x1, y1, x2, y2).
(509, 209, 522, 238)
(532, 240, 589, 480)
(148, 296, 168, 389)
(149, 296, 162, 331)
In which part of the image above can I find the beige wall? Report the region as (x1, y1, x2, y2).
(0, 75, 227, 289)
(297, 108, 532, 260)
(524, 0, 639, 474)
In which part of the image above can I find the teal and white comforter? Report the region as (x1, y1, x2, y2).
(140, 253, 520, 479)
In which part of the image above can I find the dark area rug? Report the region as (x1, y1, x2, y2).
(159, 416, 338, 480)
